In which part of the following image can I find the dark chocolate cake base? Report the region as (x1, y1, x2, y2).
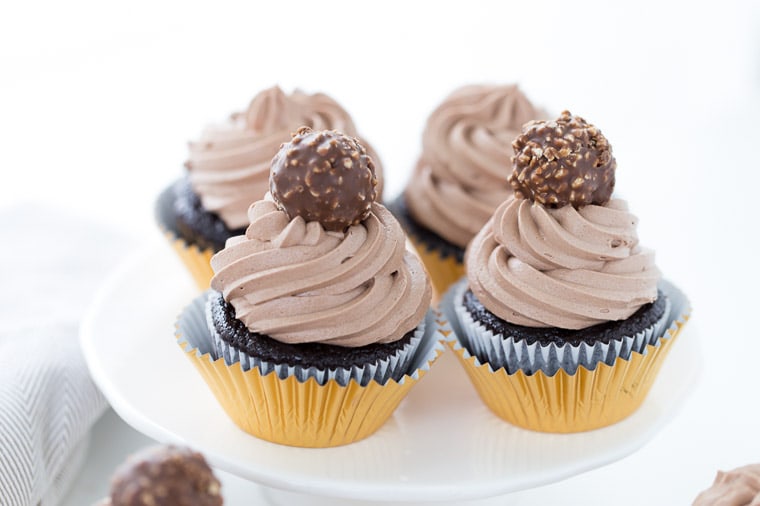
(386, 194, 465, 263)
(463, 288, 668, 347)
(208, 291, 416, 371)
(155, 178, 246, 252)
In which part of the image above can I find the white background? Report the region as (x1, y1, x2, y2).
(2, 0, 760, 504)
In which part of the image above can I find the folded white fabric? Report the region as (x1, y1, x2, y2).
(0, 204, 134, 506)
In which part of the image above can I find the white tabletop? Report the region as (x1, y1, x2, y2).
(5, 0, 760, 504)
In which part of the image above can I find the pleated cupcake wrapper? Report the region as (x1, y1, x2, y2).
(177, 295, 447, 447)
(206, 294, 425, 387)
(407, 233, 464, 306)
(161, 230, 215, 290)
(451, 281, 673, 376)
(440, 278, 691, 433)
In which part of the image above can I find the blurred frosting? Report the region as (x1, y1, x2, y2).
(693, 464, 760, 506)
(466, 197, 660, 329)
(405, 84, 542, 248)
(210, 200, 431, 347)
(186, 86, 383, 229)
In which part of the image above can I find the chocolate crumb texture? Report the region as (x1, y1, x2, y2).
(508, 110, 616, 208)
(109, 445, 223, 506)
(269, 126, 378, 231)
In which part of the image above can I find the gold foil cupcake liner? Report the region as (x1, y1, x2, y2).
(163, 232, 215, 290)
(441, 278, 691, 433)
(407, 234, 464, 305)
(177, 296, 447, 447)
(154, 180, 217, 290)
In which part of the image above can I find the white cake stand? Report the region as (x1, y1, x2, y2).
(80, 242, 700, 505)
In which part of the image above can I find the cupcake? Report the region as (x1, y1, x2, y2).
(176, 128, 443, 447)
(156, 86, 384, 289)
(693, 464, 760, 505)
(96, 445, 222, 506)
(442, 111, 690, 433)
(388, 84, 542, 302)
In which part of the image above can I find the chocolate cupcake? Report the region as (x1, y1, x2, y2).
(442, 111, 690, 432)
(97, 445, 222, 506)
(177, 128, 443, 447)
(156, 86, 384, 289)
(387, 84, 543, 302)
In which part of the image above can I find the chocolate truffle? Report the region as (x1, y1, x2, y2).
(109, 445, 222, 506)
(509, 110, 616, 208)
(269, 126, 378, 232)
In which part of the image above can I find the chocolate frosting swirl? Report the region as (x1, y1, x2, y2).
(405, 84, 542, 248)
(210, 201, 431, 347)
(466, 197, 659, 329)
(186, 86, 383, 229)
(693, 464, 760, 506)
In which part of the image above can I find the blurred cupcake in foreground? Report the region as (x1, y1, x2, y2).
(96, 445, 222, 506)
(388, 84, 543, 302)
(442, 111, 690, 433)
(156, 86, 384, 289)
(177, 128, 443, 447)
(693, 464, 760, 505)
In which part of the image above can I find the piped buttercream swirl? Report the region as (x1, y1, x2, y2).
(210, 201, 431, 346)
(405, 84, 542, 248)
(187, 86, 383, 229)
(466, 197, 660, 329)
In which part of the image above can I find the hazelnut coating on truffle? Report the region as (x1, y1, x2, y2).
(269, 127, 378, 232)
(509, 110, 616, 208)
(109, 445, 222, 506)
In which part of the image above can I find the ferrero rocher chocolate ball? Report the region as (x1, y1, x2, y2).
(109, 446, 222, 506)
(269, 127, 378, 232)
(509, 110, 616, 208)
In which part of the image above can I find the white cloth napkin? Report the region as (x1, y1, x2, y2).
(0, 204, 135, 505)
